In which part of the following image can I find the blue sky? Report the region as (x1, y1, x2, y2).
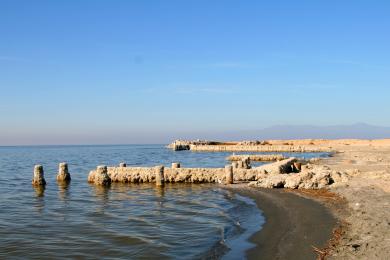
(1, 1, 389, 145)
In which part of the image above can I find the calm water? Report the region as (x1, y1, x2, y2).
(0, 145, 326, 259)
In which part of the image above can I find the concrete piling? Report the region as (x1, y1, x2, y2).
(225, 165, 233, 184)
(155, 166, 165, 186)
(119, 162, 127, 167)
(94, 165, 111, 186)
(172, 162, 181, 169)
(32, 165, 46, 186)
(57, 162, 71, 182)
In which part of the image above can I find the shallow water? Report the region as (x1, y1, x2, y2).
(0, 145, 325, 259)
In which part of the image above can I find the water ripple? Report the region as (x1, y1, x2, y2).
(0, 145, 322, 259)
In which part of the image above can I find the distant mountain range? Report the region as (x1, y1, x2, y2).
(200, 123, 390, 141)
(2, 123, 390, 146)
(183, 123, 390, 140)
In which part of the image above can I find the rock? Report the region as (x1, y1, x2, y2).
(330, 171, 350, 183)
(285, 171, 314, 189)
(312, 171, 332, 189)
(119, 162, 127, 167)
(172, 162, 181, 169)
(255, 175, 287, 188)
(293, 162, 302, 172)
(255, 158, 297, 174)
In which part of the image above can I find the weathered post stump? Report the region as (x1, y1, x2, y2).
(225, 165, 233, 184)
(94, 166, 111, 186)
(243, 157, 251, 169)
(119, 162, 127, 167)
(155, 166, 165, 186)
(238, 160, 246, 169)
(57, 162, 71, 182)
(172, 162, 181, 169)
(32, 165, 46, 186)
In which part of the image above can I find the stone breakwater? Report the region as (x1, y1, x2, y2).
(167, 140, 333, 152)
(189, 144, 332, 152)
(87, 157, 351, 190)
(87, 158, 298, 184)
(227, 154, 286, 162)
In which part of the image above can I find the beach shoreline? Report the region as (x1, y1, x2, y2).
(227, 185, 337, 260)
(221, 139, 390, 259)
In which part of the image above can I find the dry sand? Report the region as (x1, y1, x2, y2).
(230, 186, 336, 260)
(267, 139, 390, 259)
(229, 139, 390, 259)
(317, 140, 390, 259)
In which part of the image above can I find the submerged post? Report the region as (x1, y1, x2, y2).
(225, 165, 233, 184)
(57, 162, 71, 182)
(119, 162, 127, 167)
(32, 165, 46, 186)
(155, 165, 165, 186)
(172, 162, 181, 169)
(94, 165, 111, 186)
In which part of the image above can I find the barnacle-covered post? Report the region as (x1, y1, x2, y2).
(32, 165, 46, 186)
(57, 162, 71, 182)
(225, 165, 233, 184)
(155, 165, 165, 186)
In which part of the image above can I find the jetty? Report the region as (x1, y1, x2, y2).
(167, 140, 333, 152)
(87, 158, 299, 185)
(227, 154, 286, 162)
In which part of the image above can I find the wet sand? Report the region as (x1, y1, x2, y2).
(230, 186, 336, 260)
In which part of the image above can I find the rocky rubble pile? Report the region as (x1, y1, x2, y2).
(249, 164, 356, 189)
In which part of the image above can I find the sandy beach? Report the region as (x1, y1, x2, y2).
(229, 186, 336, 260)
(232, 139, 390, 259)
(318, 140, 390, 259)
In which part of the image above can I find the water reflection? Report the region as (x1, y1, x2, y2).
(33, 185, 45, 197)
(155, 185, 165, 208)
(32, 185, 45, 214)
(0, 145, 273, 259)
(155, 186, 165, 198)
(91, 184, 111, 205)
(57, 181, 70, 201)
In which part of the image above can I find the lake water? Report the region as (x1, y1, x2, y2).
(0, 145, 327, 259)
